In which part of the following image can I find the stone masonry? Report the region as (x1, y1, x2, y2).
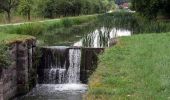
(0, 39, 36, 100)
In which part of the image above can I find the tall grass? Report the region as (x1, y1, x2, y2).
(134, 16, 170, 34)
(0, 15, 97, 36)
(97, 11, 170, 34)
(1, 12, 170, 46)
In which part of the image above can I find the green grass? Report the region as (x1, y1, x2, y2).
(0, 14, 97, 46)
(0, 14, 97, 36)
(0, 33, 34, 68)
(0, 33, 34, 44)
(86, 32, 170, 100)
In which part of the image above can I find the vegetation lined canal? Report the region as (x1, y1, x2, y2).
(17, 12, 134, 100)
(0, 0, 170, 99)
(1, 11, 170, 100)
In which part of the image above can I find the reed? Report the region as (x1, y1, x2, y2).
(98, 11, 170, 34)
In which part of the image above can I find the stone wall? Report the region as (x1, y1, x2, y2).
(0, 39, 36, 100)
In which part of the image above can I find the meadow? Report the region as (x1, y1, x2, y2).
(86, 32, 170, 100)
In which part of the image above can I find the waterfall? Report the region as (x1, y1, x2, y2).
(38, 47, 82, 84)
(48, 68, 57, 84)
(67, 49, 81, 83)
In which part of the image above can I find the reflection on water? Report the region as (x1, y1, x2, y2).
(74, 27, 131, 48)
(20, 84, 87, 100)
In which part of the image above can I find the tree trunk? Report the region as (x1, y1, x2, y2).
(7, 11, 11, 23)
(27, 11, 31, 21)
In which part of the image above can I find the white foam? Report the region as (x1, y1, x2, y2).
(34, 84, 87, 92)
(73, 27, 131, 47)
(54, 84, 87, 91)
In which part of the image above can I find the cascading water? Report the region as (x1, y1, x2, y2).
(67, 49, 81, 83)
(22, 47, 86, 100)
(38, 46, 69, 84)
(38, 47, 82, 85)
(73, 27, 131, 48)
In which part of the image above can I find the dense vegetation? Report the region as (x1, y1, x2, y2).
(0, 15, 96, 35)
(0, 33, 34, 68)
(131, 0, 170, 19)
(37, 0, 115, 18)
(0, 15, 97, 45)
(0, 0, 115, 23)
(0, 44, 10, 68)
(86, 32, 170, 100)
(0, 32, 34, 43)
(96, 12, 170, 34)
(1, 11, 170, 46)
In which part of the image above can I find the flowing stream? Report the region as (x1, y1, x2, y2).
(20, 27, 131, 100)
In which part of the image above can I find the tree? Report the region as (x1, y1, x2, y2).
(35, 0, 115, 18)
(0, 0, 19, 22)
(37, 0, 58, 18)
(131, 0, 170, 19)
(18, 0, 33, 21)
(161, 0, 170, 17)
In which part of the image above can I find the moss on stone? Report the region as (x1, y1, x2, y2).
(0, 33, 35, 44)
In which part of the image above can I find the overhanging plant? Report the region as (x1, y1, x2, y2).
(0, 44, 11, 68)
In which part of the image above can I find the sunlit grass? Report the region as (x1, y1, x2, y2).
(86, 32, 170, 100)
(0, 15, 97, 35)
(0, 33, 34, 43)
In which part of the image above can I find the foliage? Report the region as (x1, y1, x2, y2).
(18, 0, 33, 20)
(0, 15, 97, 36)
(0, 44, 10, 68)
(86, 32, 170, 99)
(131, 0, 170, 19)
(97, 12, 170, 34)
(0, 0, 115, 23)
(0, 0, 19, 22)
(0, 32, 34, 43)
(35, 0, 115, 18)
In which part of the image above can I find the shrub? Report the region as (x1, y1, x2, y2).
(62, 18, 74, 28)
(0, 45, 11, 68)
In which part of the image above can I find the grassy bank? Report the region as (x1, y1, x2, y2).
(86, 32, 170, 100)
(0, 33, 34, 43)
(0, 33, 34, 68)
(0, 15, 97, 36)
(97, 12, 170, 34)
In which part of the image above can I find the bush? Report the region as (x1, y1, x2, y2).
(0, 45, 11, 68)
(62, 18, 74, 28)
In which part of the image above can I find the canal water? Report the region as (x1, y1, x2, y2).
(19, 27, 131, 100)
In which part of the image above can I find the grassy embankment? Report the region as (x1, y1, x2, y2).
(0, 33, 34, 68)
(86, 32, 170, 100)
(0, 33, 34, 44)
(0, 15, 97, 36)
(0, 14, 98, 46)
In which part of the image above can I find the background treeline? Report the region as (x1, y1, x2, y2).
(131, 0, 170, 19)
(0, 0, 115, 23)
